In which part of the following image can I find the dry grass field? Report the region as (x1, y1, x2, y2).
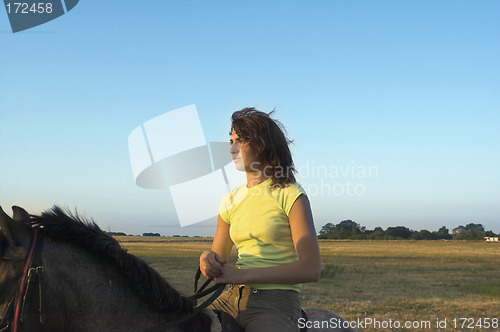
(116, 237, 500, 331)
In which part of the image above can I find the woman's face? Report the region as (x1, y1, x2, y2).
(230, 130, 261, 172)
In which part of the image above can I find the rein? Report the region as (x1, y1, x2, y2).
(146, 267, 225, 331)
(0, 227, 45, 332)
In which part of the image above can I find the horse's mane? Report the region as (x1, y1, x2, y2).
(30, 206, 195, 315)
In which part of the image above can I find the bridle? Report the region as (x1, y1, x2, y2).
(0, 227, 45, 332)
(1, 228, 224, 332)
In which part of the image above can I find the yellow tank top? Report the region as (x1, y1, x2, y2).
(219, 178, 306, 291)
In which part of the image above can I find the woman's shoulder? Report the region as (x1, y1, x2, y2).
(277, 181, 307, 197)
(272, 181, 307, 214)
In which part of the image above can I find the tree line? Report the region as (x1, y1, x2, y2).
(318, 220, 497, 240)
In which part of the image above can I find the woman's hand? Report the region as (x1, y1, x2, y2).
(200, 249, 227, 279)
(200, 250, 247, 284)
(214, 264, 248, 285)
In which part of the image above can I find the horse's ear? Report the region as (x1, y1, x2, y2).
(12, 206, 30, 221)
(0, 205, 17, 249)
(0, 205, 31, 250)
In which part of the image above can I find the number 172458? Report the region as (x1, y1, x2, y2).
(6, 2, 53, 14)
(452, 318, 498, 329)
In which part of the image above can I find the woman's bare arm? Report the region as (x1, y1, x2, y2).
(200, 215, 233, 278)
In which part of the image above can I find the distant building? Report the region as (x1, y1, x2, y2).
(484, 237, 499, 242)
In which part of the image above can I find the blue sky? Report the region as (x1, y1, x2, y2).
(1, 0, 499, 236)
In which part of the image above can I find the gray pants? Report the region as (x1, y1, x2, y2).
(209, 285, 301, 332)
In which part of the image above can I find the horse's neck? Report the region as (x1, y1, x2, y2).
(42, 240, 185, 332)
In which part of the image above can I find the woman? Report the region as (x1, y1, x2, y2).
(200, 108, 321, 332)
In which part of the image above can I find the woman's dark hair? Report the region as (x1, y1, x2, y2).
(230, 108, 296, 188)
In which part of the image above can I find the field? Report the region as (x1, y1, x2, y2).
(116, 237, 500, 331)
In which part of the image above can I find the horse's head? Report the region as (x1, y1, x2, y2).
(0, 206, 32, 327)
(1, 205, 221, 332)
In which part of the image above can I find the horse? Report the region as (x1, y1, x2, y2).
(0, 205, 355, 332)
